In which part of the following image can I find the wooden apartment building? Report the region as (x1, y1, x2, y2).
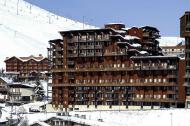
(181, 11, 190, 107)
(4, 54, 50, 81)
(49, 23, 186, 110)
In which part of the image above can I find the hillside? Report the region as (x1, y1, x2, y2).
(0, 0, 185, 68)
(0, 0, 96, 68)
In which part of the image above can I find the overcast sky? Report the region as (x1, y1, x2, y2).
(26, 0, 190, 36)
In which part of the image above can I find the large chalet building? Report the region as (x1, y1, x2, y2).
(49, 23, 186, 110)
(4, 55, 50, 81)
(181, 11, 190, 107)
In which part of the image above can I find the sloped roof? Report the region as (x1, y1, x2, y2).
(4, 55, 47, 62)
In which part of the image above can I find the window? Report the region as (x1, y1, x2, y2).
(136, 94, 139, 98)
(130, 79, 133, 83)
(163, 95, 166, 99)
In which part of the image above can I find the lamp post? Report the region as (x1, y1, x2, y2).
(16, 0, 20, 15)
(170, 112, 173, 126)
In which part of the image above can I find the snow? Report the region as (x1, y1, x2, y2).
(125, 35, 140, 40)
(157, 37, 185, 46)
(2, 101, 190, 126)
(0, 0, 96, 68)
(0, 76, 13, 84)
(68, 109, 190, 126)
(139, 51, 148, 54)
(131, 43, 141, 47)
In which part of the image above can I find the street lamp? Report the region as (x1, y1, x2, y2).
(170, 112, 173, 126)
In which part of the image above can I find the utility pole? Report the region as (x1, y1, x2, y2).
(170, 112, 173, 126)
(17, 0, 20, 15)
(4, 0, 6, 6)
(83, 16, 85, 29)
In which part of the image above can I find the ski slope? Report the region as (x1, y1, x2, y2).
(0, 0, 96, 68)
(157, 37, 185, 46)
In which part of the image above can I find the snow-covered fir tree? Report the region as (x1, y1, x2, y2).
(34, 78, 45, 101)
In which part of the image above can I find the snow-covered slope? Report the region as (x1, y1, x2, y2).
(0, 0, 96, 68)
(157, 37, 185, 46)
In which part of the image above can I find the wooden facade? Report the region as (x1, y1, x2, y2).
(181, 12, 190, 107)
(0, 77, 8, 102)
(4, 55, 50, 81)
(161, 45, 185, 58)
(49, 23, 185, 109)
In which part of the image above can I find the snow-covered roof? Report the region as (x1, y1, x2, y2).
(105, 23, 125, 25)
(121, 27, 130, 31)
(4, 55, 47, 62)
(0, 77, 13, 84)
(139, 51, 148, 54)
(124, 35, 140, 40)
(158, 37, 185, 46)
(8, 83, 36, 88)
(113, 30, 126, 34)
(131, 43, 141, 47)
(30, 121, 51, 126)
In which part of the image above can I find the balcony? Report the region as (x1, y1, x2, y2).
(55, 47, 63, 51)
(68, 75, 75, 79)
(87, 45, 94, 49)
(56, 54, 63, 58)
(79, 45, 87, 49)
(56, 81, 176, 87)
(95, 45, 103, 49)
(141, 66, 150, 70)
(78, 53, 86, 57)
(78, 38, 87, 42)
(67, 54, 77, 57)
(55, 61, 62, 66)
(167, 74, 177, 78)
(143, 32, 150, 37)
(86, 53, 94, 57)
(67, 46, 77, 50)
(10, 92, 21, 96)
(67, 61, 75, 65)
(132, 98, 176, 102)
(184, 82, 190, 87)
(185, 73, 190, 78)
(167, 65, 176, 70)
(95, 52, 103, 56)
(67, 39, 75, 43)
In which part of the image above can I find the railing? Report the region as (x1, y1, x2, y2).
(95, 52, 103, 56)
(52, 82, 176, 87)
(9, 92, 21, 95)
(87, 45, 94, 49)
(79, 45, 86, 49)
(51, 64, 177, 72)
(67, 54, 78, 57)
(67, 46, 77, 50)
(86, 53, 94, 56)
(132, 98, 176, 102)
(95, 45, 103, 49)
(67, 61, 75, 65)
(167, 74, 177, 78)
(55, 47, 63, 51)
